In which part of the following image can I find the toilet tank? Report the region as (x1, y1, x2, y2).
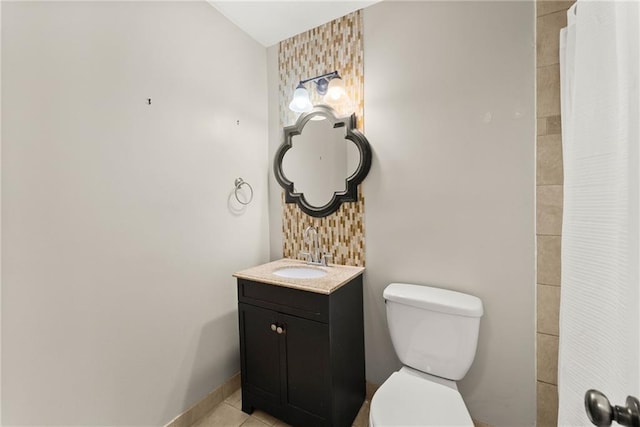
(384, 283, 484, 381)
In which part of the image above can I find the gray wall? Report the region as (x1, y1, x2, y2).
(266, 6, 537, 425)
(362, 2, 536, 426)
(2, 2, 269, 425)
(267, 45, 284, 260)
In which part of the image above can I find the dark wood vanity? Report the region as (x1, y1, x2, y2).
(234, 260, 365, 427)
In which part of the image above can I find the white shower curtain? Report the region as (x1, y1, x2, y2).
(558, 1, 640, 425)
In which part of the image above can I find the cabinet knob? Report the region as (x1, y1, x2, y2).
(276, 326, 284, 334)
(270, 324, 277, 331)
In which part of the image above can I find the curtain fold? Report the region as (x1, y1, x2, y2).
(558, 1, 640, 425)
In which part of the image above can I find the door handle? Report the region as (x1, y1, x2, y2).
(585, 389, 640, 427)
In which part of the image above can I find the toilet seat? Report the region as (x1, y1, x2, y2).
(370, 369, 474, 427)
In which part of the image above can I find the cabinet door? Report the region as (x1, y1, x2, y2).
(239, 303, 281, 403)
(280, 312, 331, 419)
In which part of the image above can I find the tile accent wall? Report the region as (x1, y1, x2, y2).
(536, 1, 574, 425)
(278, 11, 366, 266)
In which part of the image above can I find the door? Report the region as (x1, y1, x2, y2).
(280, 312, 331, 419)
(239, 303, 281, 403)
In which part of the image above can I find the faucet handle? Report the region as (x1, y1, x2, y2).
(299, 251, 312, 262)
(321, 252, 333, 266)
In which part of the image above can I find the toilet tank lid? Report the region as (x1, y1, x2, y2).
(384, 283, 484, 318)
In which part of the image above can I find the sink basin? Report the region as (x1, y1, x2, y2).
(272, 266, 328, 279)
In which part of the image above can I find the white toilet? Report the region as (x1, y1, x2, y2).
(369, 283, 484, 426)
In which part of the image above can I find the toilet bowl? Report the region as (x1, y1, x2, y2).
(369, 283, 483, 426)
(370, 367, 474, 426)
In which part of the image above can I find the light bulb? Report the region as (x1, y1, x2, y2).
(324, 77, 346, 103)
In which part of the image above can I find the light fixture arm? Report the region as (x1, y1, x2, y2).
(298, 70, 339, 86)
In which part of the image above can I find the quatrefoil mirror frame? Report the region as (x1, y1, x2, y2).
(274, 105, 372, 218)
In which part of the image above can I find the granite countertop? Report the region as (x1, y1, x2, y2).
(232, 258, 365, 295)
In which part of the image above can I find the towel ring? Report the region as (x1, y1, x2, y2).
(234, 178, 253, 205)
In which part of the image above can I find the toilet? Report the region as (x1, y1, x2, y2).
(369, 283, 484, 426)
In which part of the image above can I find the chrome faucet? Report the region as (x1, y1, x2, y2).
(300, 226, 332, 266)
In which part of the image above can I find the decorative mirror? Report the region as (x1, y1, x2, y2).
(274, 105, 372, 217)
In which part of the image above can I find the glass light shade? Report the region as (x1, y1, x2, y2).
(289, 86, 313, 113)
(324, 77, 346, 103)
(315, 78, 329, 95)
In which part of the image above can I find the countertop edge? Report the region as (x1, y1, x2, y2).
(232, 258, 365, 295)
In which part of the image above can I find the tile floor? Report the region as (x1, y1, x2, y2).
(191, 388, 370, 427)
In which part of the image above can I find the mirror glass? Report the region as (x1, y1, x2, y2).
(274, 105, 372, 218)
(282, 118, 360, 207)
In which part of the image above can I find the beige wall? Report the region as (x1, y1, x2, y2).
(536, 1, 574, 425)
(362, 2, 536, 426)
(1, 2, 269, 424)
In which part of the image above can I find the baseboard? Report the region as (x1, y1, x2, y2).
(365, 381, 379, 401)
(164, 372, 241, 427)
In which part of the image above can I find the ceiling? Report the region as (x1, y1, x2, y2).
(207, 1, 381, 47)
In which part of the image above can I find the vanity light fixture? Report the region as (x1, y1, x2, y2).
(288, 70, 347, 113)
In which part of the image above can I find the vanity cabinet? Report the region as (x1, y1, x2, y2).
(236, 275, 365, 427)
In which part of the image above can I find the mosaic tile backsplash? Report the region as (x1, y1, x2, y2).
(278, 11, 366, 267)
